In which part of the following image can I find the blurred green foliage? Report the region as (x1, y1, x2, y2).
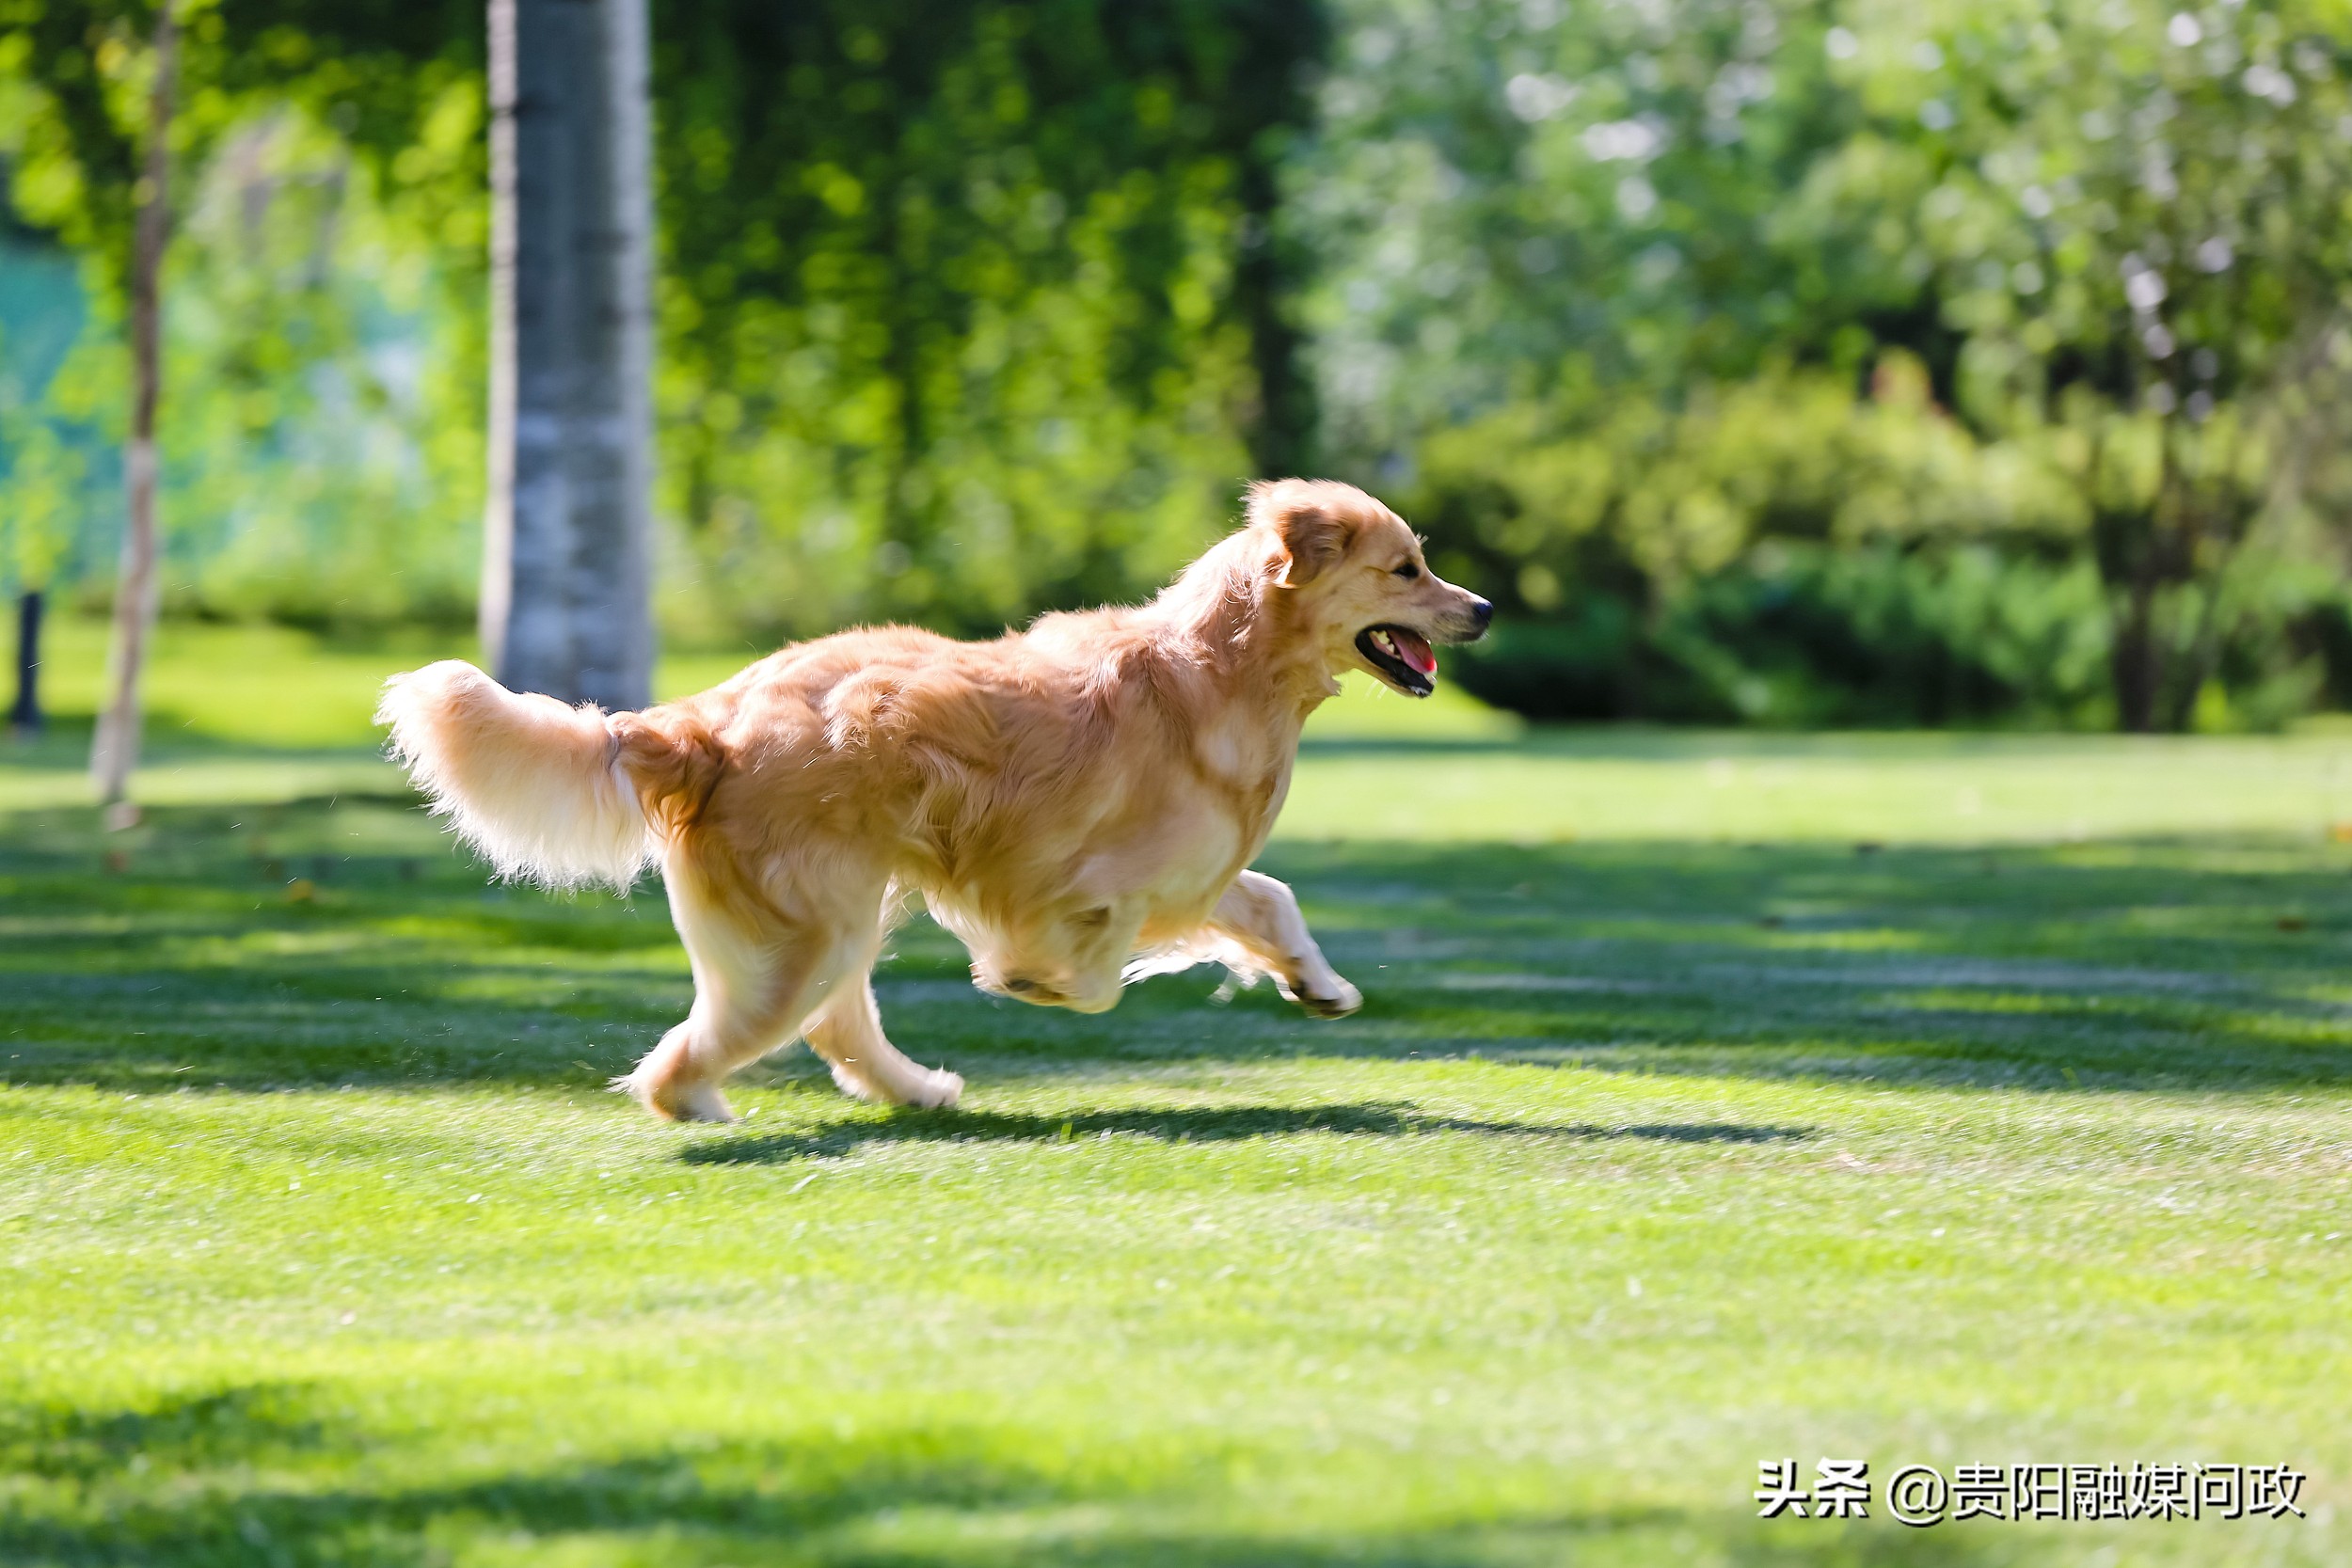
(649, 0, 1322, 639)
(1303, 0, 2352, 728)
(4, 0, 2352, 725)
(0, 221, 97, 595)
(0, 0, 488, 624)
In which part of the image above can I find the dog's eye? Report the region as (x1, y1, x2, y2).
(1392, 562, 1421, 580)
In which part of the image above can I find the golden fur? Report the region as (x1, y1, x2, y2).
(378, 480, 1490, 1121)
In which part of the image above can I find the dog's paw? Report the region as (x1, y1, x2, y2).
(1297, 978, 1362, 1019)
(829, 1062, 962, 1109)
(670, 1088, 740, 1123)
(829, 1062, 891, 1103)
(908, 1069, 964, 1109)
(615, 1066, 739, 1123)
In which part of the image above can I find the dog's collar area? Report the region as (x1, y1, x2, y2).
(1357, 625, 1438, 697)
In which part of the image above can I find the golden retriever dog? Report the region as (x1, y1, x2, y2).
(377, 479, 1491, 1122)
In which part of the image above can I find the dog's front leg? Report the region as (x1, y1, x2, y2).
(1209, 869, 1361, 1019)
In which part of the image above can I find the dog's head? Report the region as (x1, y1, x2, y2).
(1249, 479, 1491, 698)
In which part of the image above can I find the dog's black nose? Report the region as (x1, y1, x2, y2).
(1469, 596, 1494, 634)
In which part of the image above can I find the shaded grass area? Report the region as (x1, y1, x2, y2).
(6, 788, 2351, 1097)
(5, 736, 2352, 1566)
(0, 1387, 2018, 1568)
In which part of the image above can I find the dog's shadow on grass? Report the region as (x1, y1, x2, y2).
(680, 1102, 1812, 1165)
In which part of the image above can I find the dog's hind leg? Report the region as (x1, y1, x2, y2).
(1209, 869, 1362, 1019)
(621, 925, 834, 1123)
(803, 969, 963, 1109)
(621, 848, 874, 1123)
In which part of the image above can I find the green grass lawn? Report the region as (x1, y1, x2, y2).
(5, 622, 2352, 1566)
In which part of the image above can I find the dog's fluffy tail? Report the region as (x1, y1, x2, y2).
(376, 660, 655, 890)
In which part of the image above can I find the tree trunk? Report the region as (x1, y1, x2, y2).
(89, 1, 177, 825)
(8, 589, 41, 736)
(2159, 541, 2228, 734)
(2110, 579, 2160, 734)
(482, 0, 656, 710)
(1233, 142, 1313, 480)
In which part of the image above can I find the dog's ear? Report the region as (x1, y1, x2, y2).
(1253, 483, 1351, 587)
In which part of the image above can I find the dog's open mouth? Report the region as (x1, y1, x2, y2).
(1358, 625, 1438, 697)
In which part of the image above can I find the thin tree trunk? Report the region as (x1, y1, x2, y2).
(2158, 494, 2252, 733)
(879, 234, 927, 590)
(483, 0, 655, 710)
(480, 0, 518, 672)
(2111, 574, 2160, 733)
(90, 1, 177, 826)
(1234, 143, 1312, 480)
(2161, 578, 2226, 732)
(8, 589, 40, 736)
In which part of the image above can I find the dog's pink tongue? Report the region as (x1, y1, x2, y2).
(1393, 628, 1437, 675)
